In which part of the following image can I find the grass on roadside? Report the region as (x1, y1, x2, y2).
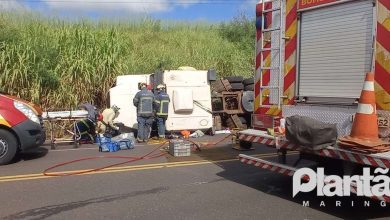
(0, 12, 255, 109)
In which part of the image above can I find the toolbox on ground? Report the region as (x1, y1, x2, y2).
(169, 140, 191, 157)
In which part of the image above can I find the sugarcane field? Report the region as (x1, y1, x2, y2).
(1, 0, 390, 219)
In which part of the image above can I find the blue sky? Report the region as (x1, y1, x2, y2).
(0, 0, 257, 22)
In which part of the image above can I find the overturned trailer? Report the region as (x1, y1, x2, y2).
(151, 68, 214, 132)
(239, 0, 390, 202)
(110, 68, 214, 132)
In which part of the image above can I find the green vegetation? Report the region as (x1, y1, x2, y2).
(0, 12, 255, 109)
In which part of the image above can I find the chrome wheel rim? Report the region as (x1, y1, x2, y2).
(0, 139, 8, 158)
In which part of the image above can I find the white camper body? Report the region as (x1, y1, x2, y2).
(111, 69, 213, 132)
(153, 69, 213, 132)
(109, 74, 149, 129)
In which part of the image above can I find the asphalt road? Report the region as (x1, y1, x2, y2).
(0, 135, 390, 220)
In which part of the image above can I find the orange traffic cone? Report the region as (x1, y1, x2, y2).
(338, 72, 389, 148)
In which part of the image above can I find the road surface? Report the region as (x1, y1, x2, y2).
(0, 135, 389, 220)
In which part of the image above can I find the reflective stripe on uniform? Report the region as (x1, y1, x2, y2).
(140, 97, 153, 114)
(81, 119, 91, 129)
(157, 100, 169, 116)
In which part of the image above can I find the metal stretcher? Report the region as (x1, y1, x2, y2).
(42, 110, 89, 149)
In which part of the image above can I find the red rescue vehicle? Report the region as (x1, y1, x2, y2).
(0, 92, 46, 165)
(238, 0, 390, 202)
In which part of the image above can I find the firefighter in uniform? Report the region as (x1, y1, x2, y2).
(154, 84, 170, 139)
(97, 105, 121, 136)
(133, 82, 155, 143)
(76, 103, 98, 143)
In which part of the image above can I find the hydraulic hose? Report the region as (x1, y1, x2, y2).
(43, 134, 232, 177)
(43, 141, 168, 177)
(187, 134, 233, 150)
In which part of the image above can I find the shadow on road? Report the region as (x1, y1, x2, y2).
(195, 142, 390, 220)
(12, 147, 49, 163)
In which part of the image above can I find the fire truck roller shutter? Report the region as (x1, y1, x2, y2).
(298, 0, 374, 99)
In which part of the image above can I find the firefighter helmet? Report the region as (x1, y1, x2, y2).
(157, 84, 166, 90)
(111, 105, 120, 112)
(139, 82, 147, 90)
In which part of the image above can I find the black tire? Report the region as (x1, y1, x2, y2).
(231, 83, 244, 91)
(241, 91, 254, 113)
(243, 78, 254, 85)
(244, 84, 254, 91)
(239, 140, 252, 149)
(224, 76, 243, 83)
(0, 129, 18, 165)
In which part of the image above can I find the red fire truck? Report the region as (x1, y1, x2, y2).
(0, 93, 46, 165)
(238, 0, 390, 201)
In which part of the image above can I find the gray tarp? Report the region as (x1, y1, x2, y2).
(79, 103, 98, 122)
(285, 115, 338, 150)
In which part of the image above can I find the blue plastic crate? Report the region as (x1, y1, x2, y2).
(97, 135, 115, 152)
(99, 142, 110, 152)
(98, 136, 111, 144)
(97, 135, 134, 152)
(109, 142, 120, 152)
(118, 139, 135, 150)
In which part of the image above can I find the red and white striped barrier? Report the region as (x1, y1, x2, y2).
(276, 140, 300, 151)
(276, 140, 390, 169)
(239, 154, 296, 177)
(238, 134, 275, 145)
(239, 131, 390, 169)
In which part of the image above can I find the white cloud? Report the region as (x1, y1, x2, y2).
(41, 0, 203, 14)
(0, 0, 29, 11)
(174, 0, 202, 8)
(240, 0, 258, 11)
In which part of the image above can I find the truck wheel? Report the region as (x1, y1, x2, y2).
(242, 77, 254, 85)
(0, 129, 18, 165)
(230, 83, 244, 91)
(241, 91, 254, 113)
(224, 76, 243, 83)
(244, 84, 254, 91)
